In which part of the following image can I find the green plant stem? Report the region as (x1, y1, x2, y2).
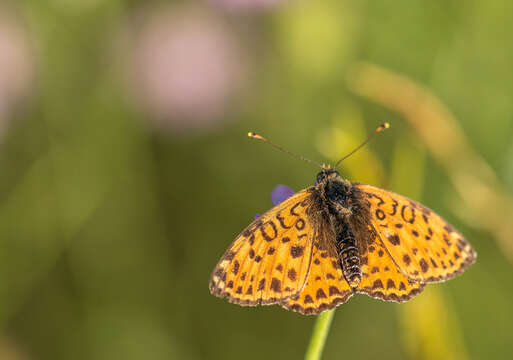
(304, 310, 335, 360)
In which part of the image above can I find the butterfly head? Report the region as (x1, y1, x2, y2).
(316, 167, 341, 185)
(316, 166, 354, 215)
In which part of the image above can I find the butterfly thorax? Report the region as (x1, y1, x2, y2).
(316, 169, 363, 287)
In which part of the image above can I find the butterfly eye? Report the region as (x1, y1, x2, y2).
(316, 172, 326, 185)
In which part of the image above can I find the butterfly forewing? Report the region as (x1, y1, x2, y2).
(356, 184, 477, 283)
(209, 189, 317, 306)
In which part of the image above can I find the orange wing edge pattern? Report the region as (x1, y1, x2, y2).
(279, 290, 354, 315)
(356, 278, 426, 303)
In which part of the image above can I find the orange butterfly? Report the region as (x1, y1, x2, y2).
(209, 124, 476, 315)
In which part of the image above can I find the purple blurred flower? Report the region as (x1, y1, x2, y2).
(271, 184, 295, 205)
(255, 184, 295, 219)
(128, 5, 247, 132)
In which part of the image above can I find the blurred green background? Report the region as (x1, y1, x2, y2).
(0, 0, 512, 359)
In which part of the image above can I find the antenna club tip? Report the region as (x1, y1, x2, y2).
(248, 132, 264, 140)
(377, 122, 390, 132)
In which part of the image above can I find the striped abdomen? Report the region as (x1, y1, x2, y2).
(337, 223, 362, 287)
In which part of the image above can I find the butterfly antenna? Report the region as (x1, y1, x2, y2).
(334, 122, 390, 168)
(248, 132, 324, 169)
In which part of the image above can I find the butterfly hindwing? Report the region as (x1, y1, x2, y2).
(209, 189, 316, 306)
(280, 238, 353, 315)
(355, 183, 477, 283)
(357, 232, 425, 301)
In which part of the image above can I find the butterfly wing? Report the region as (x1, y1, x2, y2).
(280, 239, 353, 315)
(355, 183, 476, 283)
(357, 231, 425, 301)
(209, 189, 317, 306)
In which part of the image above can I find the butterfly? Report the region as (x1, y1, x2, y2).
(209, 125, 476, 315)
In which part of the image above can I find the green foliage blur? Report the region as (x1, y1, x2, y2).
(0, 1, 512, 359)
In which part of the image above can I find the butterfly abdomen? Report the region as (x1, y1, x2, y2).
(317, 172, 364, 287)
(337, 222, 362, 287)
